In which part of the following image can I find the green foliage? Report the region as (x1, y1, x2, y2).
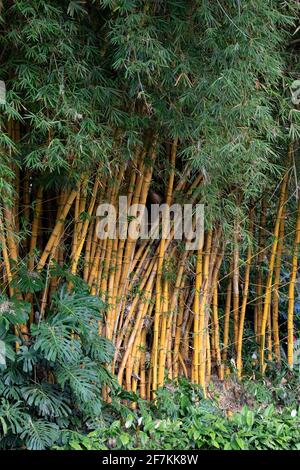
(244, 367, 300, 408)
(0, 0, 300, 452)
(21, 384, 71, 418)
(57, 379, 300, 451)
(0, 284, 115, 450)
(1, 0, 299, 230)
(20, 419, 60, 451)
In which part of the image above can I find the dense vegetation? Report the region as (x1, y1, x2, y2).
(58, 378, 300, 450)
(0, 0, 300, 450)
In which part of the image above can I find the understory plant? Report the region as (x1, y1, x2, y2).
(0, 278, 115, 450)
(57, 379, 300, 451)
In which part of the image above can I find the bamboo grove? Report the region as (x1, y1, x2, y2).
(0, 0, 300, 404)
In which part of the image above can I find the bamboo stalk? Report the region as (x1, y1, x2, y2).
(272, 198, 286, 362)
(37, 187, 80, 271)
(287, 200, 300, 368)
(199, 230, 212, 394)
(222, 272, 232, 362)
(236, 213, 253, 378)
(260, 160, 290, 373)
(28, 187, 43, 271)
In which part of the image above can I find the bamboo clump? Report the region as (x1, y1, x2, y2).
(1, 123, 300, 398)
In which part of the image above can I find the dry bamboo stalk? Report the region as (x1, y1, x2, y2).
(90, 217, 100, 263)
(101, 167, 125, 334)
(130, 244, 152, 285)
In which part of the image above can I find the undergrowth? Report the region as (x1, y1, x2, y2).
(57, 376, 300, 451)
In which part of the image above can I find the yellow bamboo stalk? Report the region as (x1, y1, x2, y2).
(206, 332, 211, 383)
(267, 309, 272, 362)
(129, 302, 154, 394)
(287, 199, 300, 368)
(71, 190, 80, 262)
(255, 198, 267, 339)
(181, 293, 194, 363)
(152, 139, 177, 394)
(83, 219, 94, 282)
(113, 254, 157, 367)
(157, 277, 169, 387)
(199, 230, 212, 394)
(118, 266, 156, 385)
(28, 187, 43, 271)
(272, 199, 286, 362)
(222, 273, 232, 362)
(232, 221, 240, 353)
(212, 284, 223, 379)
(166, 253, 187, 380)
(173, 280, 186, 380)
(70, 179, 99, 276)
(37, 187, 80, 271)
(260, 160, 290, 373)
(139, 328, 147, 399)
(23, 170, 30, 250)
(3, 205, 19, 262)
(0, 215, 14, 296)
(236, 214, 253, 378)
(192, 244, 202, 383)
